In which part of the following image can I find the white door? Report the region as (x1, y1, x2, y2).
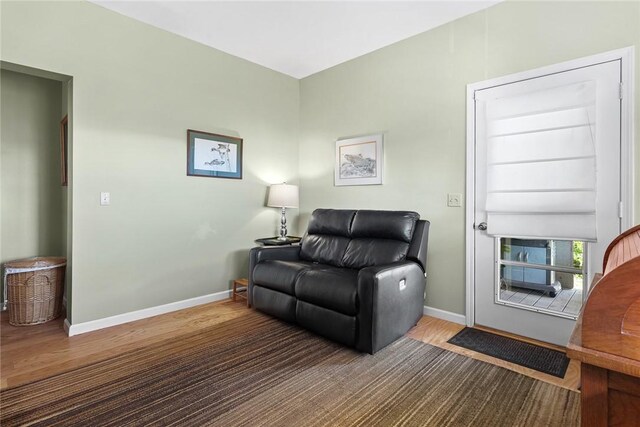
(473, 60, 622, 346)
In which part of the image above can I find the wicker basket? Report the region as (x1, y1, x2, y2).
(4, 257, 66, 326)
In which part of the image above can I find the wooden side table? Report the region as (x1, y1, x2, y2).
(233, 278, 249, 307)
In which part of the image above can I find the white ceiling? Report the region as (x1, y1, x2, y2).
(91, 1, 500, 79)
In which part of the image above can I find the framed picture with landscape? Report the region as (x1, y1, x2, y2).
(187, 129, 243, 179)
(335, 133, 383, 186)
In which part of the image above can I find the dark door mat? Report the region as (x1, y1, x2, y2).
(447, 327, 570, 378)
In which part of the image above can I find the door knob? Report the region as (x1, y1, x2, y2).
(476, 222, 488, 231)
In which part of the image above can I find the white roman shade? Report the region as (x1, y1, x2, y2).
(484, 81, 597, 241)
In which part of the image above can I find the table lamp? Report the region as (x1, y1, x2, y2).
(267, 183, 299, 240)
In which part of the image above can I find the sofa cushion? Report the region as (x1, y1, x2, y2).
(351, 210, 419, 243)
(342, 238, 410, 269)
(253, 260, 318, 295)
(296, 301, 356, 347)
(306, 209, 356, 237)
(252, 286, 297, 323)
(299, 235, 350, 267)
(295, 267, 359, 316)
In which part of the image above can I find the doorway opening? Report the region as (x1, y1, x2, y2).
(0, 62, 73, 330)
(498, 237, 585, 318)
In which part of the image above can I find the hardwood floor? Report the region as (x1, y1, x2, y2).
(0, 301, 246, 389)
(406, 316, 580, 391)
(1, 300, 579, 391)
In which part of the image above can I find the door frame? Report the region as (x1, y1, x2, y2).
(465, 47, 635, 328)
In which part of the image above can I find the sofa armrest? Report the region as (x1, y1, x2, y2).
(248, 245, 301, 306)
(407, 220, 430, 274)
(356, 261, 426, 354)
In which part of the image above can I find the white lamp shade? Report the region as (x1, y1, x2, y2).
(267, 184, 299, 208)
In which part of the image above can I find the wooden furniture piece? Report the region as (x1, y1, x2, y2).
(232, 278, 249, 307)
(567, 224, 640, 426)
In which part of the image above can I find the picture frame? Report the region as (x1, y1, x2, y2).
(60, 115, 68, 186)
(187, 129, 243, 179)
(335, 133, 383, 186)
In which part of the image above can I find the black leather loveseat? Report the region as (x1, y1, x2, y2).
(249, 209, 429, 354)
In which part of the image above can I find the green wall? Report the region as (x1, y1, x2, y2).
(299, 1, 640, 315)
(1, 1, 300, 323)
(1, 70, 65, 266)
(1, 1, 638, 324)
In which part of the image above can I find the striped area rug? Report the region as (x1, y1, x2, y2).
(1, 310, 579, 426)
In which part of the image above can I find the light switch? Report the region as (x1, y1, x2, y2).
(100, 192, 110, 206)
(447, 193, 462, 207)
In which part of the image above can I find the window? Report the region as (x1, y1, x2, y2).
(497, 238, 585, 319)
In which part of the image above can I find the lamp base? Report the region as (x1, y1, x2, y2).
(278, 207, 288, 240)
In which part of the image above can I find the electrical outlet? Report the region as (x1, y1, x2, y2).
(100, 192, 110, 206)
(447, 193, 462, 207)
